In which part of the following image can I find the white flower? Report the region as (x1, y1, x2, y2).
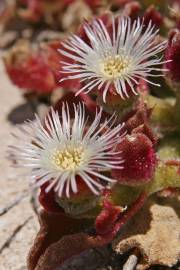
(9, 104, 124, 198)
(59, 16, 167, 102)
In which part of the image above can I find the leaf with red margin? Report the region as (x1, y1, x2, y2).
(28, 192, 147, 270)
(27, 210, 93, 270)
(143, 5, 163, 28)
(39, 183, 62, 213)
(95, 193, 123, 235)
(6, 54, 56, 94)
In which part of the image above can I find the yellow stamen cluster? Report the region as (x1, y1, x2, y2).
(52, 146, 84, 171)
(102, 55, 131, 78)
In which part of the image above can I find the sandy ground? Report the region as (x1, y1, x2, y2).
(0, 58, 39, 270)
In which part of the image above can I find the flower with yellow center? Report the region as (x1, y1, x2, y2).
(9, 104, 124, 197)
(59, 16, 168, 102)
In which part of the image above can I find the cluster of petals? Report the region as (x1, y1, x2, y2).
(9, 103, 124, 197)
(59, 16, 167, 101)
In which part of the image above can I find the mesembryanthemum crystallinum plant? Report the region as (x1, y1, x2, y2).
(7, 8, 180, 270)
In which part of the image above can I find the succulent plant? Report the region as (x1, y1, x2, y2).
(5, 0, 180, 269)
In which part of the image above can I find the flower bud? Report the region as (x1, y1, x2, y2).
(111, 134, 156, 185)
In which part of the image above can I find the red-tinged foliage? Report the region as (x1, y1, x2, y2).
(28, 192, 147, 270)
(5, 39, 81, 94)
(136, 78, 149, 94)
(143, 5, 163, 28)
(27, 209, 92, 270)
(58, 42, 82, 90)
(6, 55, 56, 94)
(111, 133, 156, 184)
(53, 91, 97, 118)
(121, 1, 141, 19)
(39, 183, 62, 213)
(41, 41, 61, 84)
(95, 198, 122, 235)
(164, 29, 180, 85)
(63, 176, 97, 200)
(101, 83, 137, 103)
(123, 103, 152, 134)
(132, 123, 158, 146)
(40, 176, 97, 208)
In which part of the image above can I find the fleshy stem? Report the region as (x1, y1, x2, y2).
(101, 191, 147, 240)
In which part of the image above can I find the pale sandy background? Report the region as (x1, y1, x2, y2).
(0, 58, 39, 270)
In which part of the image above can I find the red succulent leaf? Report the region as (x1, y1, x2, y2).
(95, 196, 123, 235)
(58, 42, 82, 90)
(28, 192, 147, 270)
(143, 5, 163, 28)
(121, 1, 141, 19)
(136, 77, 149, 94)
(111, 133, 157, 184)
(64, 176, 96, 199)
(164, 29, 180, 85)
(6, 54, 56, 94)
(132, 123, 158, 146)
(27, 209, 93, 270)
(123, 103, 152, 134)
(39, 183, 62, 213)
(39, 176, 97, 213)
(101, 82, 136, 103)
(53, 91, 97, 118)
(41, 41, 62, 84)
